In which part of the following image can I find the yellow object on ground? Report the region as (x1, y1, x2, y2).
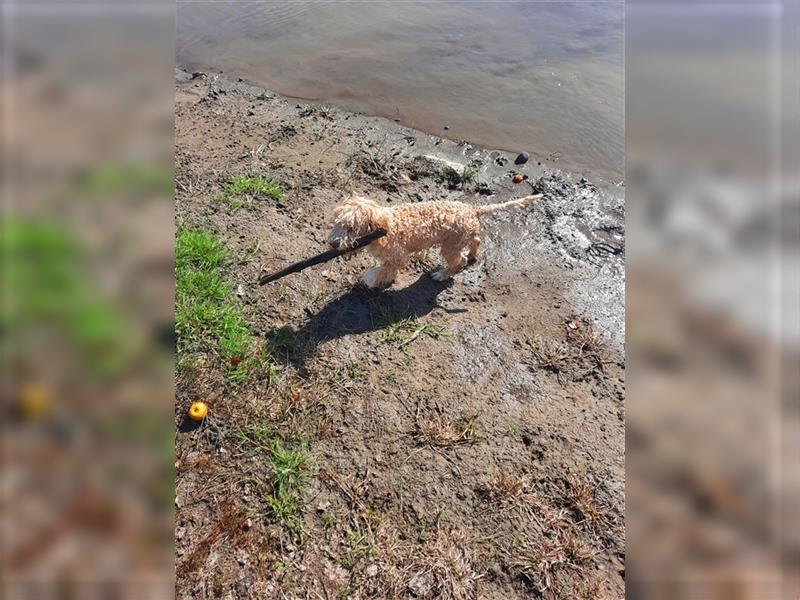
(19, 384, 51, 420)
(188, 401, 208, 421)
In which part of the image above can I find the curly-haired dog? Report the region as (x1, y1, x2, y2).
(328, 194, 542, 288)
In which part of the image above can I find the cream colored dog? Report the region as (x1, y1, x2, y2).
(328, 194, 542, 289)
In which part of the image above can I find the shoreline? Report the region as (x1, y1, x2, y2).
(177, 63, 626, 187)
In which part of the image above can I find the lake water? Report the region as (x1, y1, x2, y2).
(177, 1, 624, 182)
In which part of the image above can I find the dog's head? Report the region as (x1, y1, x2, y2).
(328, 195, 388, 251)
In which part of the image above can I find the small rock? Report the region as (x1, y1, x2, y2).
(365, 564, 378, 578)
(512, 174, 524, 184)
(580, 177, 587, 184)
(443, 125, 450, 130)
(408, 573, 433, 596)
(236, 284, 245, 297)
(514, 152, 529, 165)
(316, 500, 331, 513)
(243, 518, 253, 530)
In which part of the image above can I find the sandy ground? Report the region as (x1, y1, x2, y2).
(174, 69, 625, 599)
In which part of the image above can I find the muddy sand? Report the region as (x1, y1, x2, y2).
(175, 69, 625, 599)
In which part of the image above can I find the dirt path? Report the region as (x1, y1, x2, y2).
(175, 69, 625, 599)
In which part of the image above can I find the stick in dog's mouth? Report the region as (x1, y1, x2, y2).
(258, 228, 387, 285)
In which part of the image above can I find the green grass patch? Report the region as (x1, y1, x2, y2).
(2, 219, 133, 377)
(346, 362, 366, 381)
(76, 163, 173, 196)
(176, 227, 263, 382)
(238, 425, 312, 538)
(266, 325, 296, 355)
(461, 165, 479, 184)
(378, 308, 444, 344)
(218, 175, 283, 209)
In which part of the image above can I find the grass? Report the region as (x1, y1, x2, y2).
(561, 476, 611, 535)
(444, 165, 480, 190)
(525, 332, 571, 384)
(505, 422, 519, 440)
(461, 166, 479, 185)
(344, 525, 377, 565)
(346, 362, 367, 381)
(415, 413, 480, 447)
(379, 309, 444, 345)
(3, 219, 133, 378)
(176, 227, 263, 382)
(218, 174, 283, 209)
(508, 529, 596, 595)
(484, 471, 529, 502)
(267, 325, 296, 355)
(76, 163, 173, 196)
(237, 424, 313, 538)
(323, 513, 337, 529)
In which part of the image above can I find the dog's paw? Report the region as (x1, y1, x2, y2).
(431, 269, 450, 282)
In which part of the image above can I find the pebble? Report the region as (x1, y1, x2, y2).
(512, 174, 524, 184)
(514, 152, 529, 165)
(443, 125, 450, 130)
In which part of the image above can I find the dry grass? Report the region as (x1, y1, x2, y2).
(566, 320, 605, 356)
(415, 413, 479, 447)
(525, 332, 572, 383)
(562, 476, 612, 535)
(508, 528, 596, 595)
(484, 471, 529, 502)
(176, 499, 252, 580)
(370, 524, 484, 600)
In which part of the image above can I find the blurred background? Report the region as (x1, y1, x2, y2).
(626, 0, 797, 598)
(1, 1, 796, 599)
(1, 2, 175, 598)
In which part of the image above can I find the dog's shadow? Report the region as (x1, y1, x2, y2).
(270, 273, 462, 371)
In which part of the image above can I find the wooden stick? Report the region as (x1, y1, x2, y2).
(258, 228, 387, 285)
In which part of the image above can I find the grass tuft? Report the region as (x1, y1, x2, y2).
(218, 174, 283, 208)
(484, 471, 529, 502)
(461, 166, 479, 185)
(379, 309, 444, 345)
(237, 423, 313, 538)
(508, 529, 596, 594)
(525, 332, 571, 383)
(415, 413, 480, 447)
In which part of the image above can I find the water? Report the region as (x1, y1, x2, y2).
(177, 1, 624, 182)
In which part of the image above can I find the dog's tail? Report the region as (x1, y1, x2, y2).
(475, 194, 543, 217)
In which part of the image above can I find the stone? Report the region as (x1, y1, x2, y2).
(514, 152, 529, 165)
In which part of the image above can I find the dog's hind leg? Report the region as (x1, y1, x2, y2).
(432, 243, 468, 281)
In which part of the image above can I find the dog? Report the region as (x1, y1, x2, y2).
(328, 193, 542, 288)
